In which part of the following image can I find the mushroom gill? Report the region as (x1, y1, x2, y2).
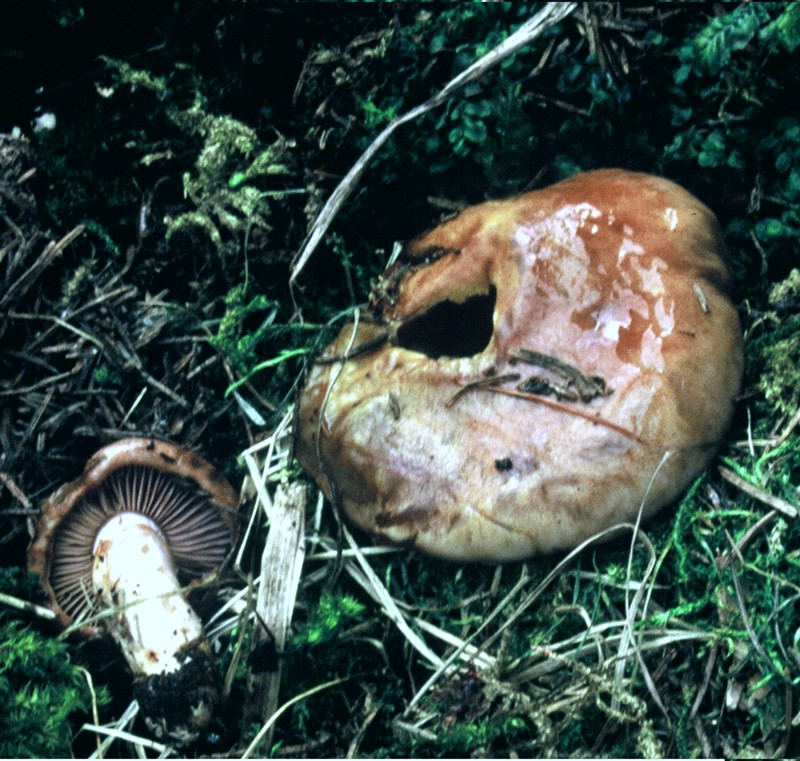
(49, 466, 234, 625)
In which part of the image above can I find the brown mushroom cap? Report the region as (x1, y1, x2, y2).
(28, 437, 239, 633)
(295, 169, 743, 562)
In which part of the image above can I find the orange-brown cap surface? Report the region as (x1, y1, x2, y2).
(295, 169, 743, 561)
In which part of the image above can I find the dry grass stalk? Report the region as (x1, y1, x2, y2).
(81, 701, 167, 759)
(0, 590, 56, 620)
(241, 677, 347, 760)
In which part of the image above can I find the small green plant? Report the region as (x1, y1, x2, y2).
(291, 592, 365, 648)
(210, 283, 278, 376)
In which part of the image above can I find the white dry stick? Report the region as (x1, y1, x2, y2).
(0, 591, 57, 620)
(82, 723, 170, 757)
(289, 2, 578, 284)
(235, 407, 294, 571)
(246, 481, 307, 748)
(413, 617, 496, 671)
(87, 700, 139, 759)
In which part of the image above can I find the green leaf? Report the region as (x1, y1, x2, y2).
(463, 100, 493, 119)
(760, 4, 800, 53)
(697, 129, 726, 168)
(785, 168, 800, 197)
(692, 4, 771, 75)
(670, 105, 693, 127)
(776, 150, 792, 173)
(726, 150, 745, 170)
(673, 63, 691, 86)
(448, 126, 463, 144)
(462, 117, 488, 144)
(429, 34, 447, 54)
(754, 217, 794, 240)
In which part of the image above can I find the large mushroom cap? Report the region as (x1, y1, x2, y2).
(28, 436, 240, 633)
(296, 169, 743, 562)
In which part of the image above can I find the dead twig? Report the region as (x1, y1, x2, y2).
(445, 373, 521, 408)
(486, 385, 647, 445)
(718, 466, 798, 519)
(0, 225, 85, 308)
(0, 591, 57, 620)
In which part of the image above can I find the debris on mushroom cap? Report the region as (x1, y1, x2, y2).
(27, 436, 240, 745)
(295, 169, 744, 562)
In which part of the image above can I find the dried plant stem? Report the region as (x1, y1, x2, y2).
(246, 481, 307, 746)
(0, 224, 85, 308)
(289, 2, 577, 284)
(487, 385, 647, 444)
(718, 465, 798, 518)
(85, 701, 140, 759)
(613, 453, 669, 714)
(341, 522, 445, 669)
(241, 677, 347, 760)
(77, 667, 103, 758)
(83, 714, 170, 758)
(0, 591, 56, 620)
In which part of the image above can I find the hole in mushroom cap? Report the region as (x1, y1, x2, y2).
(49, 466, 235, 623)
(394, 286, 496, 359)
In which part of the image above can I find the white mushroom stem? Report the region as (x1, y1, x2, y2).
(92, 512, 207, 676)
(91, 511, 219, 744)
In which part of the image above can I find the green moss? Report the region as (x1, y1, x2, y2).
(0, 570, 109, 758)
(164, 102, 294, 260)
(102, 57, 169, 98)
(210, 284, 275, 375)
(759, 329, 800, 417)
(291, 592, 366, 649)
(0, 621, 87, 758)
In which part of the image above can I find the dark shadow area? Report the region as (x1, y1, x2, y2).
(395, 286, 496, 359)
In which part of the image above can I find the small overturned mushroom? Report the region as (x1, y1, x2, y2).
(28, 437, 239, 746)
(296, 169, 743, 562)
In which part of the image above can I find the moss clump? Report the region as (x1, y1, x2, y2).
(753, 269, 800, 418)
(759, 329, 800, 417)
(0, 570, 107, 759)
(166, 109, 295, 256)
(291, 592, 366, 649)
